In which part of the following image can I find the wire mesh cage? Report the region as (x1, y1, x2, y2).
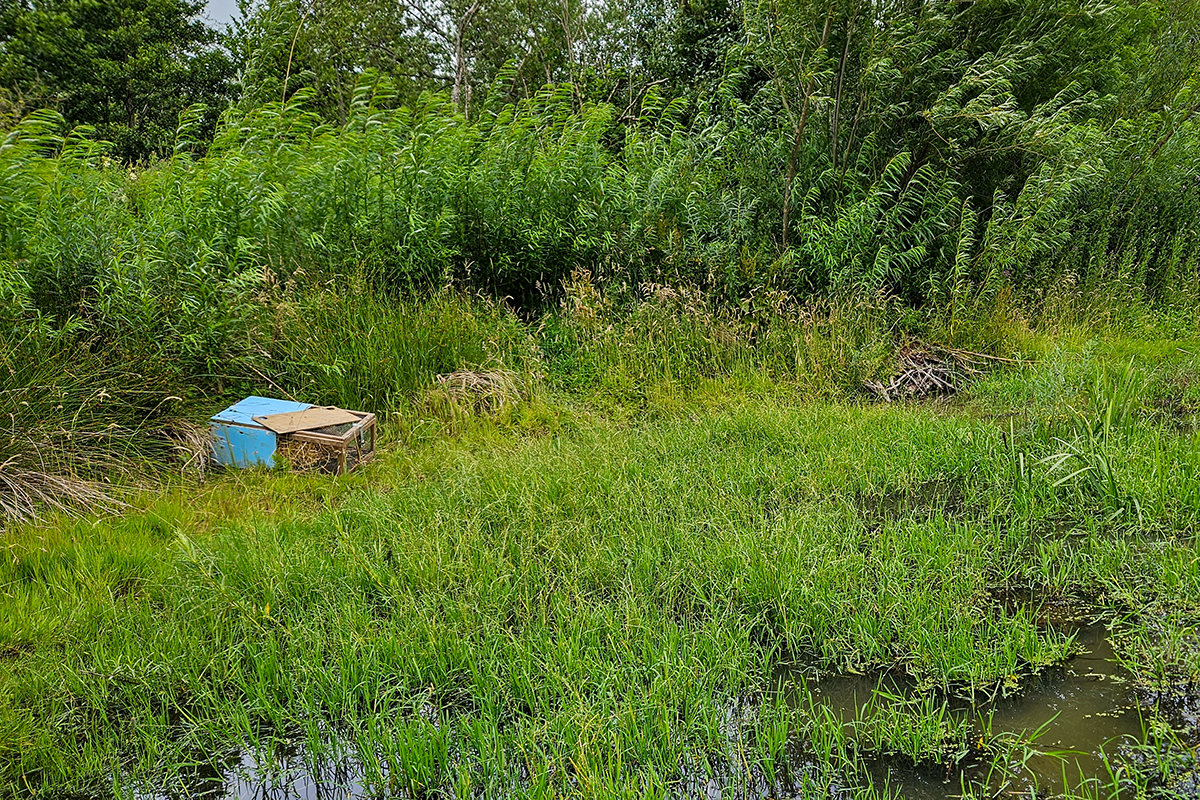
(274, 412, 377, 475)
(210, 397, 376, 475)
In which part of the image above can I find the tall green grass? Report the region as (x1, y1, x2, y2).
(265, 285, 539, 412)
(540, 272, 899, 406)
(0, 329, 197, 524)
(4, 367, 1199, 796)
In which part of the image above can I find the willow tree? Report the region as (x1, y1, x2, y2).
(0, 0, 231, 160)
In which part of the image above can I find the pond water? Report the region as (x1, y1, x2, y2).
(788, 621, 1142, 798)
(778, 602, 1199, 799)
(138, 613, 1194, 800)
(141, 744, 367, 800)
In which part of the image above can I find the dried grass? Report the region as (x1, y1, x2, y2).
(434, 370, 523, 413)
(0, 454, 120, 526)
(163, 420, 212, 479)
(275, 438, 338, 473)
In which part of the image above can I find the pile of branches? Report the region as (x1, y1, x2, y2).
(865, 344, 1017, 401)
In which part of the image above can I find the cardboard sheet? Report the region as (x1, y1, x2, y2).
(254, 406, 360, 434)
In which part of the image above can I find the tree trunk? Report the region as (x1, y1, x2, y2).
(840, 93, 866, 186)
(781, 6, 833, 252)
(282, 6, 309, 104)
(452, 0, 482, 113)
(831, 16, 854, 173)
(125, 79, 136, 132)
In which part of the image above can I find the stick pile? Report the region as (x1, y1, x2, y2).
(865, 344, 1015, 402)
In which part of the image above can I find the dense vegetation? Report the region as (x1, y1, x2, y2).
(1, 0, 1200, 797)
(5, 346, 1200, 798)
(3, 0, 1198, 509)
(0, 0, 231, 159)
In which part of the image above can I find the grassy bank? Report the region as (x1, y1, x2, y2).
(4, 10, 1200, 794)
(3, 87, 1196, 526)
(0, 278, 954, 521)
(3, 329, 1199, 798)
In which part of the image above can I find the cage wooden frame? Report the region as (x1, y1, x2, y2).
(280, 410, 377, 475)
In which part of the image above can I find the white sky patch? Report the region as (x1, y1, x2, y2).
(205, 0, 240, 27)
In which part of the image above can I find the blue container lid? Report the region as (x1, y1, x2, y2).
(211, 396, 313, 427)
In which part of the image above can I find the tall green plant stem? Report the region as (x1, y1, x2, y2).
(780, 3, 832, 252)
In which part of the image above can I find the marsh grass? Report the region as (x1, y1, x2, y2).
(542, 274, 898, 406)
(5, 355, 1200, 799)
(1039, 365, 1143, 519)
(265, 285, 540, 414)
(0, 331, 194, 527)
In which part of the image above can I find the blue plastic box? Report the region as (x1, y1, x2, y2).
(210, 396, 313, 468)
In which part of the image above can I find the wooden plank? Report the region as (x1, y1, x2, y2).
(289, 430, 351, 445)
(254, 406, 360, 434)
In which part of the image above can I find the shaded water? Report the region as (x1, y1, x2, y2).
(790, 622, 1141, 798)
(138, 614, 1195, 800)
(781, 604, 1199, 799)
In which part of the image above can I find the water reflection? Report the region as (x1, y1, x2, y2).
(142, 741, 367, 800)
(783, 617, 1193, 798)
